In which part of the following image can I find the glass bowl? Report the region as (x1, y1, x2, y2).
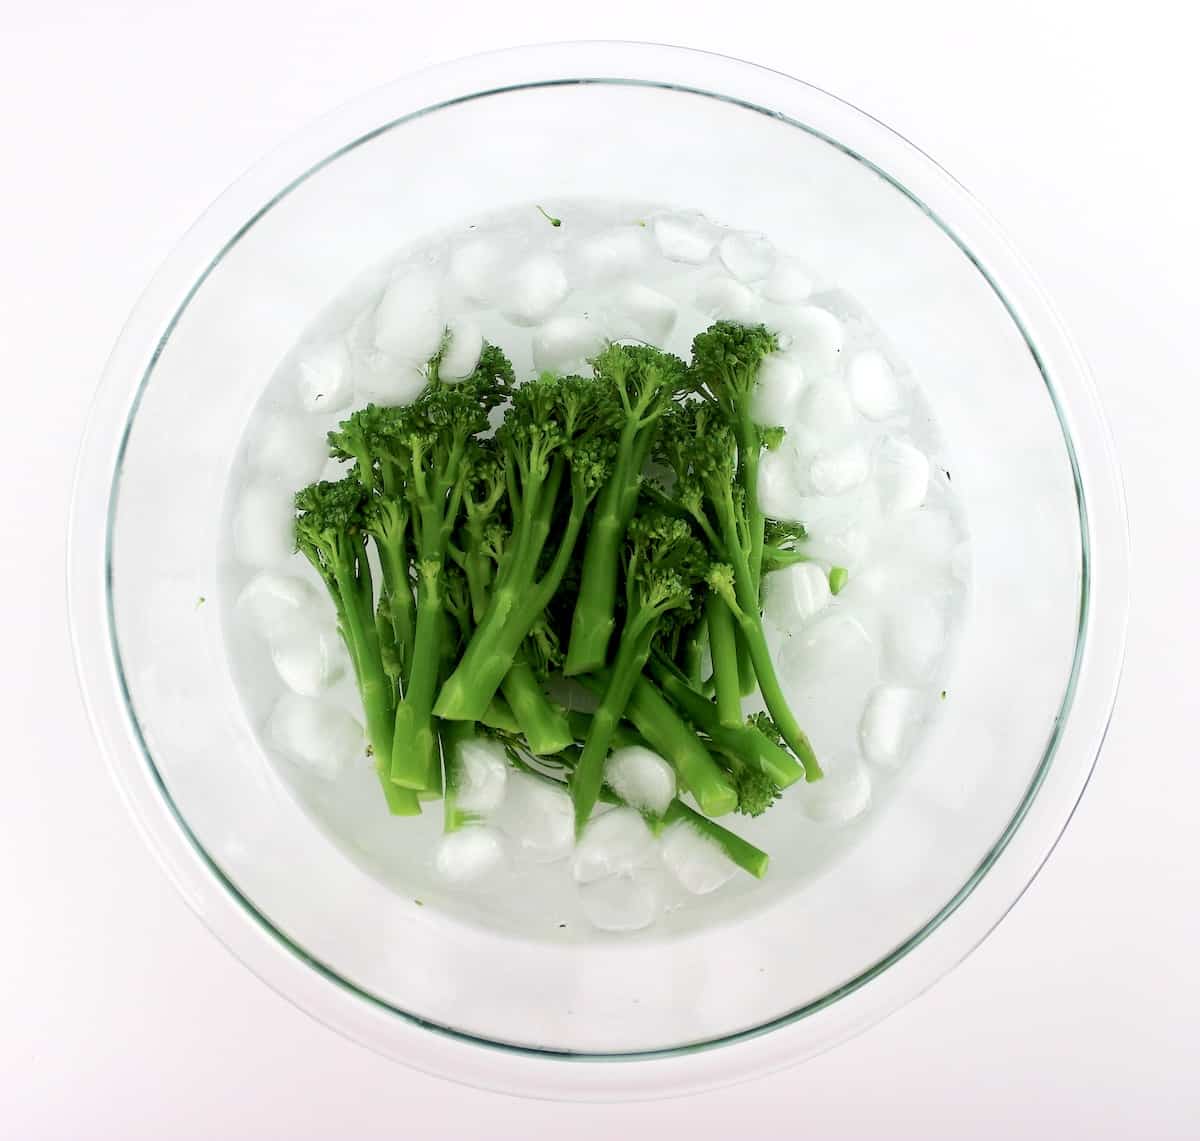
(68, 42, 1128, 1099)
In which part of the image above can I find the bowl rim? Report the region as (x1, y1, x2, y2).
(67, 40, 1129, 1100)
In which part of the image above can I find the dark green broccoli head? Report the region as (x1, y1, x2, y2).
(592, 342, 690, 419)
(655, 400, 737, 489)
(733, 764, 781, 817)
(294, 477, 368, 587)
(689, 321, 780, 408)
(624, 512, 709, 621)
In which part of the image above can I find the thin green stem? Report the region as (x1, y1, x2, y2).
(706, 592, 742, 727)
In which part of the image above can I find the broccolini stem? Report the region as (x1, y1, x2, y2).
(390, 562, 444, 792)
(441, 719, 480, 832)
(480, 695, 521, 734)
(705, 592, 742, 727)
(376, 541, 415, 682)
(563, 422, 652, 676)
(571, 615, 658, 831)
(612, 675, 738, 817)
(679, 613, 708, 688)
(434, 486, 589, 722)
(647, 656, 805, 789)
(736, 409, 766, 591)
(500, 656, 574, 756)
(662, 800, 769, 879)
(331, 560, 419, 815)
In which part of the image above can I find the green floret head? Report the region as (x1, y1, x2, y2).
(655, 401, 737, 488)
(294, 476, 368, 587)
(690, 320, 780, 405)
(592, 342, 691, 417)
(764, 519, 807, 548)
(625, 512, 709, 620)
(733, 764, 782, 817)
(747, 709, 785, 747)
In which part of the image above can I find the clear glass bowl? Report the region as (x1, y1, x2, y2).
(68, 42, 1128, 1099)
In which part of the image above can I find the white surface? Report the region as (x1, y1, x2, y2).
(2, 2, 1196, 1137)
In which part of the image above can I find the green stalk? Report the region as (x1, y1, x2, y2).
(500, 656, 574, 755)
(331, 561, 419, 816)
(441, 719, 481, 832)
(647, 657, 805, 789)
(580, 674, 739, 819)
(711, 483, 822, 780)
(376, 540, 415, 681)
(679, 613, 708, 688)
(435, 481, 588, 722)
(662, 800, 769, 879)
(480, 696, 521, 734)
(563, 423, 653, 675)
(390, 560, 443, 792)
(705, 592, 742, 727)
(571, 616, 657, 831)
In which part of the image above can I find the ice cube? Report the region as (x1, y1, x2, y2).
(269, 620, 347, 696)
(373, 272, 444, 362)
(449, 237, 509, 304)
(876, 436, 930, 515)
(570, 226, 650, 285)
(884, 595, 947, 682)
(606, 283, 677, 345)
(532, 316, 607, 373)
(795, 379, 856, 450)
(434, 826, 507, 884)
(233, 481, 296, 568)
(571, 807, 657, 884)
(761, 257, 815, 304)
(764, 563, 832, 633)
(951, 539, 971, 584)
(438, 319, 483, 380)
(809, 441, 870, 495)
(751, 352, 806, 425)
(780, 306, 844, 379)
(652, 212, 718, 263)
(718, 231, 775, 282)
(247, 415, 329, 485)
(859, 685, 927, 767)
(236, 572, 320, 636)
(696, 275, 759, 322)
(800, 751, 871, 824)
(661, 821, 736, 895)
(453, 738, 508, 815)
(354, 352, 427, 406)
(847, 350, 905, 421)
(780, 612, 878, 756)
(295, 339, 353, 413)
(267, 693, 362, 781)
(496, 771, 574, 863)
(756, 444, 806, 521)
(578, 872, 660, 933)
(500, 255, 569, 326)
(603, 747, 676, 816)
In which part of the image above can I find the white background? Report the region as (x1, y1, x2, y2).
(3, 2, 1196, 1137)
